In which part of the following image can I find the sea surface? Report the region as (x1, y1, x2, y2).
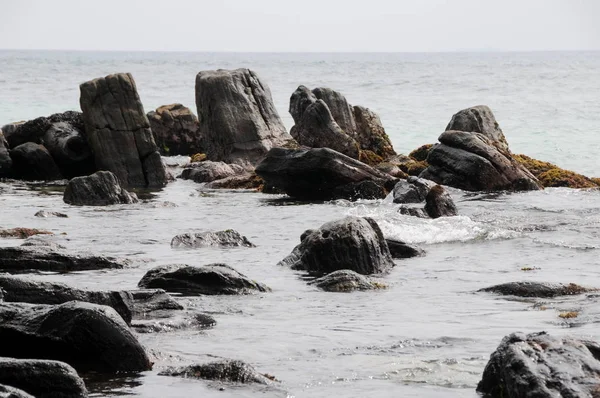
(1, 51, 600, 397)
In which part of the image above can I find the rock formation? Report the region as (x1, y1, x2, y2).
(63, 171, 138, 206)
(147, 103, 203, 156)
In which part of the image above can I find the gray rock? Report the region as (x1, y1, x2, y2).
(477, 332, 600, 398)
(0, 301, 152, 373)
(309, 269, 383, 292)
(34, 210, 68, 218)
(79, 73, 168, 188)
(479, 282, 596, 298)
(42, 121, 95, 178)
(385, 239, 424, 259)
(255, 147, 395, 201)
(289, 85, 317, 125)
(138, 263, 270, 296)
(180, 161, 245, 183)
(0, 131, 11, 177)
(352, 105, 396, 159)
(132, 313, 215, 333)
(148, 103, 203, 156)
(159, 360, 272, 384)
(424, 185, 458, 218)
(195, 68, 291, 165)
(279, 217, 394, 275)
(0, 358, 88, 398)
(0, 383, 33, 398)
(446, 105, 509, 153)
(171, 230, 255, 248)
(63, 171, 138, 206)
(312, 87, 357, 135)
(392, 176, 436, 204)
(9, 142, 63, 181)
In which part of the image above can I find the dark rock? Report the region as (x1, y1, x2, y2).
(159, 360, 272, 384)
(80, 73, 168, 188)
(42, 121, 95, 178)
(0, 131, 11, 177)
(289, 85, 316, 125)
(309, 270, 384, 292)
(171, 230, 255, 248)
(398, 206, 428, 218)
(408, 144, 434, 162)
(353, 106, 396, 159)
(195, 68, 291, 165)
(424, 185, 458, 218)
(63, 170, 138, 206)
(0, 301, 152, 373)
(312, 87, 357, 135)
(128, 289, 183, 316)
(477, 332, 600, 398)
(138, 263, 270, 295)
(279, 216, 394, 275)
(255, 147, 394, 201)
(34, 210, 68, 218)
(479, 282, 597, 298)
(3, 112, 84, 150)
(180, 161, 245, 183)
(0, 383, 33, 398)
(9, 143, 63, 181)
(132, 313, 215, 334)
(148, 104, 203, 156)
(0, 358, 88, 398)
(203, 173, 265, 190)
(0, 122, 25, 144)
(374, 162, 408, 179)
(385, 239, 424, 259)
(0, 246, 126, 273)
(392, 176, 436, 204)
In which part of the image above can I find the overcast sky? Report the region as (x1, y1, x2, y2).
(1, 0, 599, 52)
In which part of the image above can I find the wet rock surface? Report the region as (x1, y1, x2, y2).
(309, 270, 384, 292)
(138, 263, 270, 295)
(9, 142, 63, 181)
(392, 176, 436, 204)
(179, 161, 245, 183)
(148, 103, 203, 156)
(479, 282, 596, 298)
(159, 360, 272, 384)
(63, 171, 138, 206)
(424, 185, 458, 218)
(132, 313, 216, 334)
(171, 230, 255, 248)
(385, 239, 424, 259)
(0, 383, 33, 398)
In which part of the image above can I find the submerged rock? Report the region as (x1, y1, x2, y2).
(34, 210, 68, 218)
(9, 142, 63, 181)
(0, 358, 88, 398)
(309, 270, 385, 292)
(424, 185, 458, 218)
(392, 176, 436, 204)
(138, 264, 270, 295)
(477, 332, 600, 398)
(132, 313, 216, 334)
(280, 217, 394, 275)
(171, 230, 255, 248)
(180, 161, 245, 183)
(479, 282, 596, 298)
(148, 103, 203, 156)
(63, 171, 138, 206)
(0, 228, 52, 239)
(0, 301, 152, 373)
(385, 239, 424, 259)
(159, 360, 272, 384)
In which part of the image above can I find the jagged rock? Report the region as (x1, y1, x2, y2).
(309, 270, 384, 292)
(148, 103, 203, 156)
(424, 185, 458, 218)
(279, 217, 394, 275)
(385, 239, 424, 259)
(392, 176, 436, 204)
(34, 210, 68, 218)
(180, 161, 245, 183)
(171, 230, 255, 248)
(0, 358, 88, 398)
(0, 246, 126, 273)
(195, 68, 291, 165)
(63, 171, 138, 206)
(132, 313, 215, 333)
(477, 332, 600, 398)
(138, 263, 269, 296)
(312, 87, 357, 135)
(2, 112, 84, 149)
(0, 301, 152, 373)
(479, 282, 596, 298)
(255, 147, 395, 201)
(0, 131, 11, 177)
(420, 106, 542, 192)
(9, 143, 63, 181)
(80, 73, 167, 188)
(159, 360, 272, 384)
(0, 383, 33, 398)
(353, 106, 396, 159)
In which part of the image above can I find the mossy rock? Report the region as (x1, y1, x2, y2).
(514, 154, 599, 188)
(408, 144, 434, 162)
(190, 153, 207, 163)
(398, 159, 428, 176)
(513, 154, 556, 176)
(375, 162, 409, 179)
(358, 150, 384, 166)
(0, 228, 53, 239)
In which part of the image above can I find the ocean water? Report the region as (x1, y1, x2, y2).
(1, 51, 600, 397)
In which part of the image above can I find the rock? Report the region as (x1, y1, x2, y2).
(63, 170, 138, 206)
(0, 301, 152, 372)
(159, 360, 272, 384)
(479, 282, 596, 298)
(34, 210, 68, 218)
(204, 173, 266, 191)
(0, 122, 25, 144)
(386, 154, 428, 177)
(514, 154, 599, 188)
(42, 121, 95, 178)
(128, 289, 184, 316)
(20, 235, 66, 250)
(132, 313, 215, 334)
(312, 87, 357, 135)
(148, 103, 203, 156)
(398, 206, 428, 218)
(9, 143, 63, 181)
(385, 239, 424, 259)
(420, 106, 542, 192)
(353, 106, 396, 159)
(309, 270, 385, 292)
(374, 162, 408, 179)
(289, 85, 316, 125)
(0, 246, 126, 273)
(424, 185, 458, 218)
(392, 176, 436, 204)
(180, 161, 245, 183)
(408, 144, 434, 162)
(195, 68, 291, 165)
(3, 112, 84, 150)
(0, 131, 11, 177)
(171, 230, 255, 248)
(0, 383, 33, 398)
(477, 332, 600, 398)
(79, 73, 168, 188)
(0, 358, 88, 398)
(255, 147, 395, 201)
(0, 228, 52, 239)
(279, 217, 394, 275)
(138, 263, 270, 295)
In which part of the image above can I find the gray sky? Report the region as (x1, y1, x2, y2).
(1, 0, 599, 52)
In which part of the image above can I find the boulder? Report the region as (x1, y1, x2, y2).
(424, 185, 458, 218)
(479, 282, 596, 298)
(0, 383, 33, 398)
(9, 143, 63, 181)
(392, 176, 436, 204)
(0, 358, 88, 398)
(0, 301, 152, 373)
(309, 270, 385, 292)
(385, 239, 424, 259)
(42, 121, 95, 178)
(159, 360, 272, 384)
(179, 161, 245, 183)
(138, 263, 270, 295)
(312, 87, 357, 135)
(279, 217, 394, 275)
(195, 68, 291, 165)
(0, 131, 11, 177)
(171, 230, 255, 248)
(148, 103, 203, 156)
(2, 112, 84, 150)
(63, 171, 138, 206)
(353, 105, 396, 159)
(420, 106, 542, 192)
(79, 73, 167, 188)
(477, 332, 600, 398)
(255, 147, 395, 201)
